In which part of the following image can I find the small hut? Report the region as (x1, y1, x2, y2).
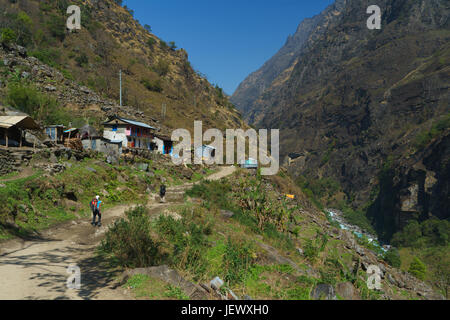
(153, 134, 173, 155)
(0, 116, 40, 148)
(79, 125, 99, 140)
(45, 125, 65, 143)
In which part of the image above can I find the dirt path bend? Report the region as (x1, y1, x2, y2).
(0, 166, 236, 300)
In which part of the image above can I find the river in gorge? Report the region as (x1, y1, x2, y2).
(326, 208, 391, 254)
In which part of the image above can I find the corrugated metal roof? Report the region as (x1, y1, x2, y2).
(103, 116, 156, 130)
(0, 116, 40, 129)
(118, 117, 156, 130)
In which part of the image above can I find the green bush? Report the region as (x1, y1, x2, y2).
(141, 79, 163, 92)
(155, 211, 212, 278)
(154, 59, 170, 76)
(101, 206, 164, 268)
(6, 83, 70, 125)
(303, 231, 328, 262)
(160, 40, 168, 50)
(147, 38, 156, 47)
(384, 248, 401, 268)
(46, 14, 66, 41)
(186, 179, 235, 212)
(341, 206, 376, 235)
(0, 28, 16, 45)
(75, 53, 89, 67)
(415, 114, 450, 150)
(223, 238, 255, 286)
(169, 41, 177, 50)
(30, 48, 61, 67)
(392, 219, 449, 248)
(409, 257, 427, 280)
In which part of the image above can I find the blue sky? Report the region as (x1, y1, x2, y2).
(123, 0, 335, 95)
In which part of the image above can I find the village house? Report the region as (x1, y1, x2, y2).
(0, 116, 40, 148)
(45, 125, 65, 143)
(103, 116, 156, 151)
(153, 134, 174, 155)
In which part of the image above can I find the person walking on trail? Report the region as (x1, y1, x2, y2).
(160, 181, 167, 203)
(90, 195, 102, 227)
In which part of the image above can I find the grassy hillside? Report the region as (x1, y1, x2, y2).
(100, 169, 443, 300)
(0, 0, 246, 132)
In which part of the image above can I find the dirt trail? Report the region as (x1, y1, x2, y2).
(0, 166, 236, 300)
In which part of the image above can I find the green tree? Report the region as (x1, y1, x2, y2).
(409, 257, 427, 280)
(384, 248, 401, 268)
(0, 28, 16, 45)
(144, 24, 152, 33)
(169, 41, 177, 50)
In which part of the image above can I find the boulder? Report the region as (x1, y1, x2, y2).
(220, 210, 234, 219)
(336, 282, 359, 300)
(311, 284, 337, 300)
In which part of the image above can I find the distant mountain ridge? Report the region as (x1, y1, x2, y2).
(231, 0, 449, 243)
(231, 0, 349, 122)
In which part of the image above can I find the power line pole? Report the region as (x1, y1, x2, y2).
(161, 103, 166, 120)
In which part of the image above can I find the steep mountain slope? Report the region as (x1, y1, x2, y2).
(0, 0, 246, 132)
(231, 12, 325, 122)
(231, 0, 449, 242)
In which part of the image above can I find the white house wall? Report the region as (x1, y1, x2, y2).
(104, 130, 128, 148)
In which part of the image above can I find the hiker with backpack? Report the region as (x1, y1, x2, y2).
(90, 195, 102, 227)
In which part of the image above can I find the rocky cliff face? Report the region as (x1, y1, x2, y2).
(232, 0, 450, 240)
(231, 12, 324, 122)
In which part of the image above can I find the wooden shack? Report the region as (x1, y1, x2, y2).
(0, 116, 40, 148)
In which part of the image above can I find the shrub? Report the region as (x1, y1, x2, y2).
(154, 59, 170, 76)
(144, 24, 152, 33)
(155, 212, 211, 277)
(6, 83, 70, 125)
(160, 40, 168, 50)
(75, 53, 89, 67)
(392, 219, 449, 248)
(186, 179, 235, 212)
(30, 48, 61, 67)
(223, 238, 255, 286)
(384, 248, 401, 268)
(303, 231, 328, 262)
(0, 28, 16, 45)
(169, 41, 177, 50)
(46, 14, 66, 41)
(147, 38, 156, 47)
(409, 257, 427, 280)
(140, 79, 163, 92)
(414, 114, 450, 150)
(101, 206, 164, 268)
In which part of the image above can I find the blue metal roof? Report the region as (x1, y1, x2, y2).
(117, 117, 156, 130)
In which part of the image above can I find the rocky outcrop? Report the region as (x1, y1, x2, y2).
(232, 0, 449, 239)
(368, 131, 450, 241)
